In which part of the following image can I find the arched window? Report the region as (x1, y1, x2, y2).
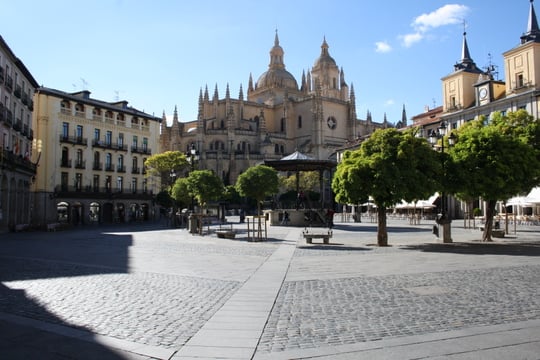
(61, 147, 69, 167)
(274, 144, 279, 154)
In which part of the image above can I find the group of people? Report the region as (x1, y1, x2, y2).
(280, 208, 334, 228)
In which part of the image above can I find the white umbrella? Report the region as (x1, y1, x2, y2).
(525, 187, 540, 204)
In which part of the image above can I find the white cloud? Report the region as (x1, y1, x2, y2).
(375, 41, 392, 53)
(399, 4, 469, 47)
(385, 99, 395, 106)
(413, 4, 469, 32)
(400, 32, 424, 48)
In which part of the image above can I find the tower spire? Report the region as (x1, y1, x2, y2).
(521, 0, 540, 43)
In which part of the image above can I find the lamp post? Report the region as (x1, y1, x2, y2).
(186, 143, 199, 212)
(429, 121, 456, 243)
(169, 169, 177, 227)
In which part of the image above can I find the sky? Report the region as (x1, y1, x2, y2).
(0, 1, 532, 126)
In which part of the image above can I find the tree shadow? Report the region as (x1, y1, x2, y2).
(296, 244, 372, 251)
(401, 242, 540, 256)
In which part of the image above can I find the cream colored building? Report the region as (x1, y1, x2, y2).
(416, 0, 540, 218)
(32, 88, 162, 226)
(0, 35, 39, 232)
(160, 33, 386, 185)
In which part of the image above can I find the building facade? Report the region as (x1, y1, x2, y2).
(160, 33, 386, 185)
(32, 88, 162, 227)
(0, 35, 39, 231)
(411, 0, 540, 218)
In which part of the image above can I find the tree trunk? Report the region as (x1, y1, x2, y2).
(482, 199, 497, 242)
(377, 207, 388, 246)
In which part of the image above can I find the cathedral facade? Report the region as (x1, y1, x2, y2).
(160, 33, 385, 184)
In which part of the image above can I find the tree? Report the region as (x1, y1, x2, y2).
(235, 165, 279, 215)
(171, 177, 191, 209)
(144, 151, 188, 191)
(450, 111, 540, 241)
(332, 128, 441, 246)
(185, 170, 224, 213)
(279, 171, 319, 192)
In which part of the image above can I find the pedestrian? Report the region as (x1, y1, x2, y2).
(281, 211, 290, 225)
(326, 208, 334, 228)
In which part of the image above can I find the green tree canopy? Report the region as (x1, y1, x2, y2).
(171, 177, 192, 209)
(279, 171, 320, 192)
(185, 170, 224, 212)
(450, 111, 540, 241)
(332, 128, 441, 246)
(235, 165, 279, 215)
(144, 151, 188, 190)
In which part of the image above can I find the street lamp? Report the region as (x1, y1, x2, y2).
(429, 121, 456, 243)
(186, 143, 199, 211)
(169, 169, 177, 227)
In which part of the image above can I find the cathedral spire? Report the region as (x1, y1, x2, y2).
(521, 0, 540, 43)
(401, 104, 407, 127)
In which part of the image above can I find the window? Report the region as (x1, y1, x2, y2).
(142, 178, 148, 193)
(76, 149, 83, 167)
(75, 173, 82, 191)
(62, 122, 69, 138)
(132, 135, 138, 149)
(280, 118, 285, 132)
(117, 176, 123, 192)
(61, 147, 69, 167)
(76, 125, 83, 142)
(131, 178, 137, 193)
(61, 172, 68, 191)
(298, 115, 302, 128)
(94, 128, 100, 142)
(105, 131, 112, 146)
(118, 154, 124, 171)
(516, 73, 524, 88)
(132, 157, 138, 172)
(105, 153, 112, 170)
(118, 133, 124, 147)
(105, 176, 112, 192)
(93, 175, 99, 192)
(142, 137, 148, 151)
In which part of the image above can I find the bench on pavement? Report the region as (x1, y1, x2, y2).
(303, 229, 332, 244)
(216, 230, 236, 239)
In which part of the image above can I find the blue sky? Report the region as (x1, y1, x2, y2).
(1, 1, 531, 126)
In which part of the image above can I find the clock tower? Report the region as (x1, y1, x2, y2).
(442, 31, 486, 112)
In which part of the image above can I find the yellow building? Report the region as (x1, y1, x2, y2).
(32, 88, 162, 227)
(160, 33, 386, 185)
(0, 35, 39, 232)
(418, 0, 540, 219)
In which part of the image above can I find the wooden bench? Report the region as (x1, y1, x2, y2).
(216, 230, 236, 239)
(303, 230, 332, 244)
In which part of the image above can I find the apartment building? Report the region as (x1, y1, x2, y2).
(0, 35, 39, 232)
(32, 88, 162, 227)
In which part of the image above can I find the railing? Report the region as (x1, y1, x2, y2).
(74, 160, 86, 169)
(60, 108, 71, 115)
(131, 146, 151, 154)
(117, 165, 126, 173)
(5, 75, 13, 92)
(0, 148, 37, 173)
(75, 110, 86, 118)
(60, 134, 88, 146)
(54, 185, 154, 197)
(14, 85, 21, 98)
(105, 164, 115, 172)
(60, 159, 72, 168)
(131, 167, 140, 174)
(93, 161, 103, 170)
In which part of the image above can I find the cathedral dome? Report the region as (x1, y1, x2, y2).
(256, 68, 298, 90)
(313, 37, 336, 69)
(255, 31, 299, 91)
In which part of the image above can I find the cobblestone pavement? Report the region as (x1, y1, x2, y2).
(0, 224, 280, 351)
(257, 264, 540, 353)
(1, 220, 540, 359)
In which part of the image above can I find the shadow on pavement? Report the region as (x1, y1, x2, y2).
(297, 244, 372, 251)
(401, 242, 540, 256)
(0, 228, 135, 359)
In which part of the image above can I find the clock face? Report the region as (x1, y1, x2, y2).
(327, 116, 337, 129)
(479, 87, 488, 100)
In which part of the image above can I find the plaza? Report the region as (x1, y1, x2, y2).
(0, 217, 539, 359)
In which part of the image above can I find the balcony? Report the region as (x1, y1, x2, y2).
(131, 167, 140, 174)
(5, 75, 13, 92)
(60, 159, 72, 168)
(5, 110, 13, 127)
(105, 163, 115, 172)
(0, 67, 4, 83)
(21, 92, 29, 105)
(22, 124, 28, 136)
(117, 165, 126, 173)
(93, 161, 103, 170)
(60, 134, 88, 146)
(131, 146, 152, 154)
(74, 160, 86, 169)
(27, 128, 34, 141)
(14, 85, 21, 98)
(13, 120, 22, 132)
(54, 185, 154, 200)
